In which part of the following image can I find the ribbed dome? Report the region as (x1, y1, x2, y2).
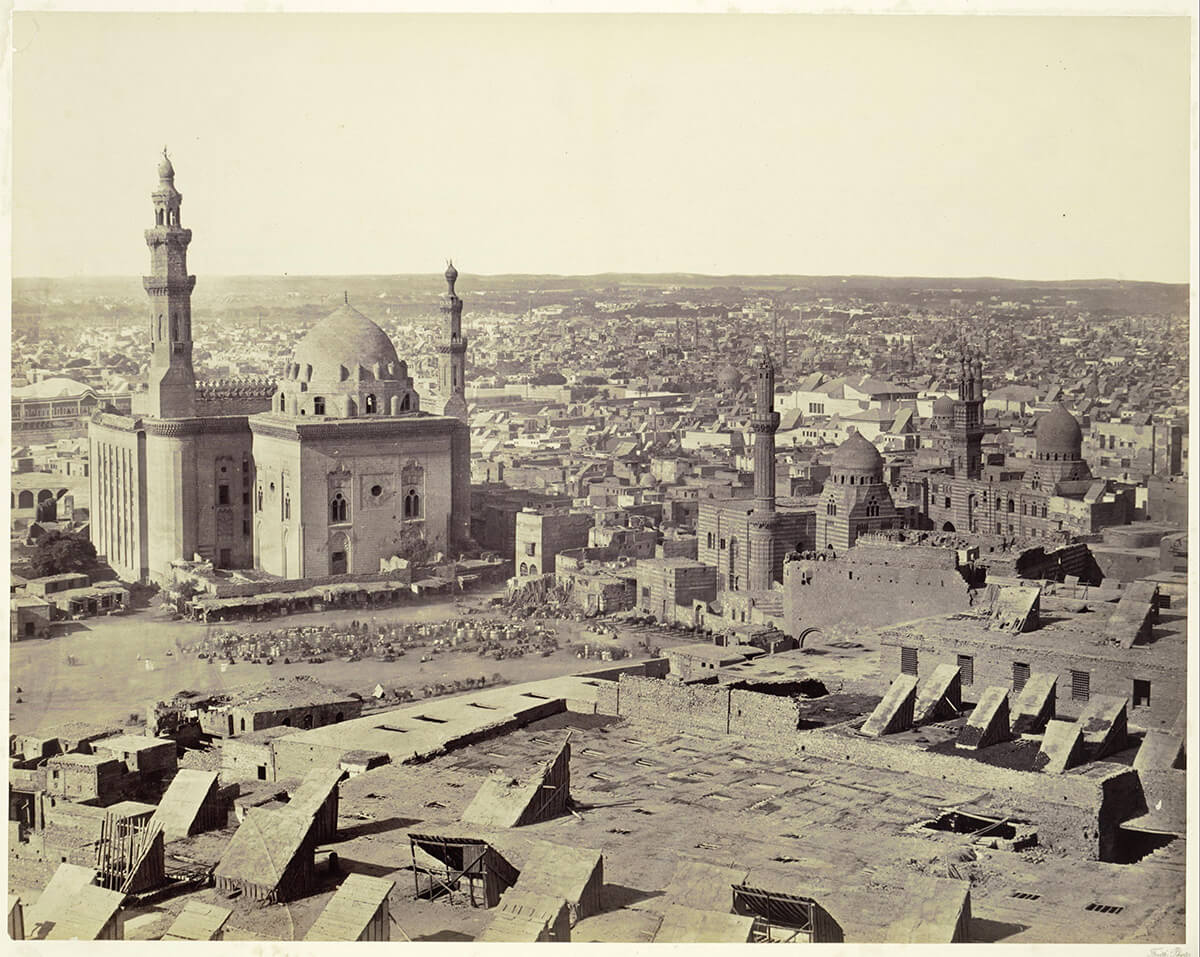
(932, 395, 955, 415)
(1036, 402, 1082, 452)
(832, 431, 883, 471)
(291, 302, 400, 383)
(444, 260, 458, 284)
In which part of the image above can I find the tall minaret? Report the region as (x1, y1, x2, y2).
(142, 148, 197, 418)
(438, 260, 468, 422)
(951, 344, 985, 479)
(748, 351, 781, 592)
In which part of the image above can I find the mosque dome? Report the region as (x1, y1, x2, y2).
(717, 363, 742, 391)
(158, 149, 174, 180)
(932, 395, 955, 417)
(1035, 402, 1083, 455)
(291, 301, 401, 385)
(831, 431, 884, 472)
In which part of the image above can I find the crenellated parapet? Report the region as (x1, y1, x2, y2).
(196, 376, 277, 398)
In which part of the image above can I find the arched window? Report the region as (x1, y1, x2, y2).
(284, 493, 291, 521)
(827, 502, 837, 516)
(240, 718, 246, 732)
(365, 394, 377, 414)
(404, 489, 421, 519)
(330, 491, 348, 523)
(706, 532, 714, 549)
(279, 394, 286, 412)
(1007, 499, 1015, 513)
(256, 486, 264, 511)
(520, 562, 529, 576)
(313, 397, 326, 416)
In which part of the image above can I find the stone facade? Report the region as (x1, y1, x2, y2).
(697, 501, 814, 591)
(514, 509, 595, 578)
(635, 557, 719, 625)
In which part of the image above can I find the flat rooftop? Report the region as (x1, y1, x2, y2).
(879, 596, 1187, 660)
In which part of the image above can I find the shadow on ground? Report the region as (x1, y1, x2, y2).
(412, 930, 474, 942)
(337, 816, 423, 840)
(600, 883, 662, 912)
(970, 917, 1028, 942)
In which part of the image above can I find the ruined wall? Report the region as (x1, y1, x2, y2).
(728, 688, 800, 739)
(606, 675, 731, 735)
(599, 675, 801, 742)
(878, 633, 1185, 728)
(782, 555, 972, 639)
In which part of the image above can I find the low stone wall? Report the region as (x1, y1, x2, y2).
(597, 674, 801, 743)
(728, 688, 801, 739)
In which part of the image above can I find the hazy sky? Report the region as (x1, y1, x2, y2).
(10, 13, 1193, 281)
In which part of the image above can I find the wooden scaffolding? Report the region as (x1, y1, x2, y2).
(95, 814, 166, 896)
(408, 834, 519, 909)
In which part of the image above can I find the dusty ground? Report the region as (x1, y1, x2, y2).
(7, 589, 704, 735)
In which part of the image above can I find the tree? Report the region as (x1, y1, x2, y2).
(391, 524, 435, 565)
(29, 531, 97, 578)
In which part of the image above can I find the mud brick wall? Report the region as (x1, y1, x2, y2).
(782, 557, 972, 639)
(221, 738, 278, 784)
(728, 688, 800, 740)
(272, 739, 354, 781)
(608, 675, 731, 734)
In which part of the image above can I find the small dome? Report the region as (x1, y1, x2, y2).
(932, 395, 954, 415)
(1036, 402, 1083, 453)
(444, 260, 458, 284)
(832, 431, 883, 472)
(291, 302, 400, 386)
(717, 363, 742, 390)
(158, 148, 174, 180)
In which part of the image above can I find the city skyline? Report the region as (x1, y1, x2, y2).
(10, 13, 1194, 283)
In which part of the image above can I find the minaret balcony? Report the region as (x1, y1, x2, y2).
(144, 227, 193, 246)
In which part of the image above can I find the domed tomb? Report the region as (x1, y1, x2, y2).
(1035, 403, 1083, 460)
(273, 299, 418, 418)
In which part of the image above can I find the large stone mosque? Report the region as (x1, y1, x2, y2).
(89, 152, 471, 584)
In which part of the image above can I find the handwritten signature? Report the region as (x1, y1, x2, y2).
(1147, 947, 1190, 957)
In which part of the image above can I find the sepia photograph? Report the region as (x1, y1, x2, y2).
(3, 5, 1195, 948)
